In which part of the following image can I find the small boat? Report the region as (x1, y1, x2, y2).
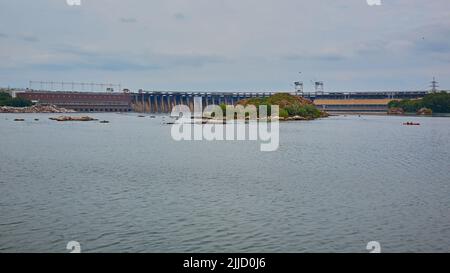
(14, 118, 25, 122)
(99, 120, 110, 124)
(403, 122, 421, 126)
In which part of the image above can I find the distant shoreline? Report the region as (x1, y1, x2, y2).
(0, 104, 75, 114)
(328, 111, 450, 117)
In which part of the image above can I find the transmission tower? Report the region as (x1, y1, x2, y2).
(430, 77, 439, 93)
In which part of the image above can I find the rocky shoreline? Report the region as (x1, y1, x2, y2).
(0, 104, 75, 113)
(388, 107, 433, 116)
(164, 115, 325, 125)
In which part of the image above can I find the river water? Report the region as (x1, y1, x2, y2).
(1, 113, 449, 253)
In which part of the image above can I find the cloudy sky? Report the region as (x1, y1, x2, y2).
(0, 0, 449, 92)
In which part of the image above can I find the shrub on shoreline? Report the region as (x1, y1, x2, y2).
(0, 92, 33, 107)
(388, 92, 450, 113)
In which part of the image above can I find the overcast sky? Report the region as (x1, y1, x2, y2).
(0, 0, 449, 92)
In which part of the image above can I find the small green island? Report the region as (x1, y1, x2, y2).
(221, 93, 329, 121)
(388, 92, 450, 115)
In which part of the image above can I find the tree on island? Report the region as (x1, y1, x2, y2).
(231, 93, 328, 120)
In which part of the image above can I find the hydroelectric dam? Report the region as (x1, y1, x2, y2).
(14, 89, 431, 113)
(131, 90, 429, 113)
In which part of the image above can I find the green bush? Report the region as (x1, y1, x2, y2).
(422, 92, 450, 113)
(219, 103, 227, 116)
(279, 108, 289, 118)
(285, 104, 322, 118)
(388, 92, 450, 113)
(0, 91, 11, 102)
(7, 97, 33, 107)
(0, 92, 33, 107)
(388, 100, 400, 108)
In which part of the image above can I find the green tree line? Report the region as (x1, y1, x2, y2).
(388, 92, 450, 113)
(0, 91, 33, 107)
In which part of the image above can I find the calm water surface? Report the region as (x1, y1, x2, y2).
(1, 113, 450, 252)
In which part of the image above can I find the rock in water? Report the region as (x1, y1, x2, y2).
(49, 116, 97, 122)
(417, 108, 433, 116)
(388, 107, 405, 115)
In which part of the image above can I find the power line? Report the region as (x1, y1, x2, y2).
(29, 81, 122, 92)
